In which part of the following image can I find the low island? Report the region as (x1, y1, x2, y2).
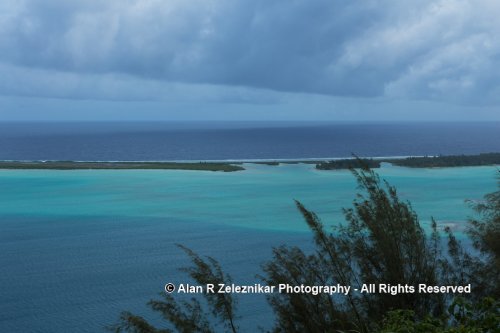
(315, 152, 500, 170)
(0, 153, 498, 172)
(0, 161, 245, 172)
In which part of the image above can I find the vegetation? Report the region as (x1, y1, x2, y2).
(378, 297, 499, 333)
(254, 161, 281, 166)
(316, 158, 381, 170)
(387, 153, 500, 168)
(0, 161, 244, 172)
(316, 153, 500, 170)
(467, 176, 500, 299)
(112, 165, 500, 332)
(4, 153, 498, 172)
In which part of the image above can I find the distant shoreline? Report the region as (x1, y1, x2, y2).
(0, 153, 499, 172)
(0, 161, 245, 172)
(316, 153, 500, 170)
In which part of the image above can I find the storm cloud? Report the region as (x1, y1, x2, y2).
(1, 0, 500, 104)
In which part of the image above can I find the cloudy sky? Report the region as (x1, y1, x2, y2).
(1, 0, 499, 121)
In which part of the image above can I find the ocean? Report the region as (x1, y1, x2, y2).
(0, 121, 499, 161)
(0, 122, 499, 332)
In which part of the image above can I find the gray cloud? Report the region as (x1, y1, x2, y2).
(1, 0, 500, 104)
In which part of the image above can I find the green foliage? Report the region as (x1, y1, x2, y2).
(261, 245, 354, 333)
(387, 153, 500, 168)
(262, 166, 446, 332)
(467, 173, 500, 298)
(316, 158, 381, 170)
(113, 311, 173, 333)
(177, 245, 238, 333)
(377, 310, 443, 333)
(448, 297, 500, 332)
(377, 297, 500, 333)
(0, 161, 244, 172)
(112, 245, 238, 333)
(315, 153, 500, 170)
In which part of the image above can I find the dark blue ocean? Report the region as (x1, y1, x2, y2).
(1, 121, 499, 161)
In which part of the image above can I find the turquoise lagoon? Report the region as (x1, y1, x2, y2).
(0, 164, 497, 332)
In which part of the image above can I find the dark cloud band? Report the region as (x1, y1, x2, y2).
(1, 0, 499, 104)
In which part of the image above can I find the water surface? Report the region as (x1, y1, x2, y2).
(0, 164, 497, 332)
(1, 122, 499, 161)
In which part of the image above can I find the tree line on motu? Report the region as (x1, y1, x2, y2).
(111, 165, 499, 333)
(316, 152, 500, 170)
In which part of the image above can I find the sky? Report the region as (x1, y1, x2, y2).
(0, 0, 499, 121)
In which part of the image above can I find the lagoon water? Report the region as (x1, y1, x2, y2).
(0, 163, 498, 332)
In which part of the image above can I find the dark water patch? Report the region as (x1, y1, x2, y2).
(0, 215, 312, 332)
